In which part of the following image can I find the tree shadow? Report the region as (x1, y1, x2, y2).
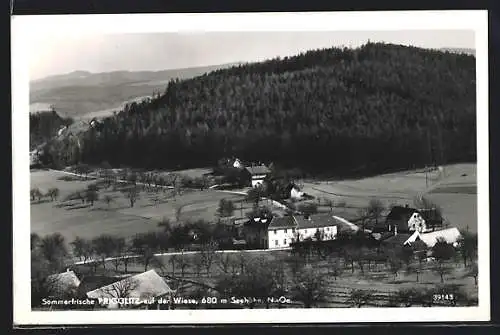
(66, 204, 92, 210)
(31, 199, 51, 205)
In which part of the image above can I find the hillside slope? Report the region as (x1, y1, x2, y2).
(30, 63, 240, 118)
(42, 42, 476, 177)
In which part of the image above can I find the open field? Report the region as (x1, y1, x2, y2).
(300, 163, 477, 232)
(30, 169, 269, 242)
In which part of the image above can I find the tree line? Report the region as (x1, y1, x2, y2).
(30, 109, 74, 150)
(37, 42, 476, 177)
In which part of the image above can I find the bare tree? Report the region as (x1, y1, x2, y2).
(169, 255, 178, 277)
(406, 263, 423, 283)
(393, 288, 421, 307)
(70, 236, 93, 264)
(368, 198, 385, 227)
(433, 262, 453, 284)
(328, 257, 344, 280)
(200, 240, 218, 276)
(103, 195, 114, 208)
(132, 232, 161, 272)
(291, 265, 326, 308)
(122, 185, 140, 208)
(177, 250, 190, 278)
(346, 289, 374, 308)
(40, 233, 68, 273)
(31, 187, 42, 201)
(110, 237, 127, 272)
(47, 187, 60, 201)
(191, 254, 204, 278)
(100, 277, 140, 308)
(388, 255, 403, 280)
(216, 253, 234, 274)
(86, 189, 99, 206)
(92, 234, 116, 269)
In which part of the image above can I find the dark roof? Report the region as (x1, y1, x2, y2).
(268, 213, 344, 230)
(296, 213, 340, 229)
(245, 165, 271, 175)
(268, 216, 297, 229)
(418, 208, 443, 222)
(381, 233, 412, 245)
(386, 206, 419, 221)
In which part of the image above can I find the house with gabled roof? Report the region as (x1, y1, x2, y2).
(86, 270, 174, 309)
(44, 269, 81, 299)
(404, 227, 462, 248)
(243, 165, 271, 188)
(267, 213, 345, 249)
(379, 205, 444, 234)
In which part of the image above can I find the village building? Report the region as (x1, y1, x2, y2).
(86, 270, 174, 309)
(381, 205, 443, 234)
(44, 269, 81, 299)
(267, 213, 344, 249)
(243, 165, 271, 188)
(232, 158, 244, 169)
(403, 227, 462, 248)
(287, 183, 305, 200)
(243, 215, 272, 249)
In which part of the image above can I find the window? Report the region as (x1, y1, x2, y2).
(284, 229, 287, 233)
(326, 227, 329, 231)
(283, 239, 287, 245)
(292, 228, 295, 233)
(274, 230, 277, 235)
(275, 240, 278, 246)
(304, 229, 308, 234)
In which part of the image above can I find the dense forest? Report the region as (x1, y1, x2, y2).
(29, 110, 73, 150)
(40, 42, 477, 177)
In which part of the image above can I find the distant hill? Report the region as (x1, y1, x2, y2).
(39, 42, 473, 177)
(439, 47, 476, 56)
(30, 63, 241, 118)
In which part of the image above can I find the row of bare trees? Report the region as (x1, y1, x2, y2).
(30, 187, 60, 203)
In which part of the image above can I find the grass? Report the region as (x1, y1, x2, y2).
(31, 168, 269, 242)
(300, 163, 477, 233)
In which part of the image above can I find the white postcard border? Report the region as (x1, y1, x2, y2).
(12, 10, 490, 325)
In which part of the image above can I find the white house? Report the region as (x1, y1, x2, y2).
(404, 227, 462, 248)
(244, 165, 271, 188)
(407, 211, 428, 233)
(232, 158, 244, 169)
(290, 185, 305, 200)
(267, 213, 340, 249)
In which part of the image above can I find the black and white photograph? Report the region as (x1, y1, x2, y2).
(12, 11, 490, 324)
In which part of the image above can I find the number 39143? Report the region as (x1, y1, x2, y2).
(433, 294, 455, 303)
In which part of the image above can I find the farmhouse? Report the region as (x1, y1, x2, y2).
(267, 213, 341, 249)
(44, 269, 81, 299)
(287, 183, 305, 200)
(381, 205, 443, 234)
(243, 165, 271, 188)
(86, 270, 174, 309)
(404, 227, 462, 248)
(243, 215, 272, 248)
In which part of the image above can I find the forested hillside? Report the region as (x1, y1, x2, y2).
(30, 110, 73, 150)
(49, 42, 477, 176)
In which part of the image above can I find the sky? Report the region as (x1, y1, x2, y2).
(29, 30, 475, 81)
